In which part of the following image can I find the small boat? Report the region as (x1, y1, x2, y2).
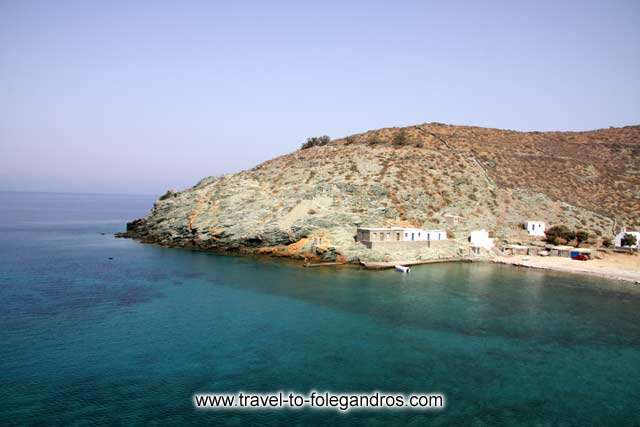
(395, 265, 410, 273)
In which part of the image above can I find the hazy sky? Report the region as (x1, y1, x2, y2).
(1, 0, 639, 194)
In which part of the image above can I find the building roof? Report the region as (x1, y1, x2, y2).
(470, 229, 489, 234)
(545, 244, 575, 250)
(506, 244, 529, 249)
(357, 227, 446, 232)
(357, 227, 403, 231)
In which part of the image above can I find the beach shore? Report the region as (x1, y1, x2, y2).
(493, 252, 640, 284)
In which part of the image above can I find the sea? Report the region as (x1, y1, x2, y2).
(1, 191, 639, 426)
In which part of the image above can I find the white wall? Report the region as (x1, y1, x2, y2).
(526, 221, 546, 236)
(401, 229, 446, 241)
(470, 229, 494, 249)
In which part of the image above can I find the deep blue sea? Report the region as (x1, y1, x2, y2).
(1, 191, 639, 426)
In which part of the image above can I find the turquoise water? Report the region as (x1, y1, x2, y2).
(1, 192, 639, 426)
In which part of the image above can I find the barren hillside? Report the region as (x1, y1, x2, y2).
(117, 122, 640, 263)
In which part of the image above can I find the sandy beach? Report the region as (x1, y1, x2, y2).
(494, 252, 640, 284)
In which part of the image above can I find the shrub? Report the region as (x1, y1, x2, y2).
(301, 135, 331, 150)
(344, 136, 357, 145)
(552, 236, 567, 246)
(621, 233, 638, 247)
(159, 189, 177, 200)
(367, 136, 385, 146)
(602, 237, 612, 247)
(393, 130, 410, 146)
(575, 230, 590, 246)
(545, 225, 576, 244)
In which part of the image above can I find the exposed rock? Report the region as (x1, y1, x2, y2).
(117, 122, 639, 262)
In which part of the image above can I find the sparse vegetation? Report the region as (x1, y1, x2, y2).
(159, 189, 177, 200)
(134, 122, 636, 264)
(301, 135, 331, 150)
(621, 233, 637, 247)
(575, 230, 590, 246)
(545, 225, 576, 244)
(367, 136, 385, 146)
(393, 130, 410, 146)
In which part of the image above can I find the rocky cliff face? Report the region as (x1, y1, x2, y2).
(117, 123, 640, 263)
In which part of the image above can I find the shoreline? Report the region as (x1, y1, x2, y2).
(492, 255, 640, 284)
(294, 253, 640, 285)
(118, 234, 639, 284)
(359, 257, 468, 269)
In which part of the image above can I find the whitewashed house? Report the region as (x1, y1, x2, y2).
(614, 229, 640, 249)
(525, 220, 546, 236)
(399, 228, 446, 242)
(469, 229, 494, 250)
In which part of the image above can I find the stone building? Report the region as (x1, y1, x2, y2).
(356, 227, 446, 250)
(443, 213, 464, 227)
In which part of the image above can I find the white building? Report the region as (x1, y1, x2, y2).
(614, 229, 640, 248)
(357, 227, 446, 243)
(399, 228, 446, 242)
(469, 229, 494, 250)
(525, 220, 546, 236)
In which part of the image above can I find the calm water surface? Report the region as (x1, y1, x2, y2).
(1, 192, 639, 426)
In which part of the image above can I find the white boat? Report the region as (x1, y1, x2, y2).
(395, 265, 410, 273)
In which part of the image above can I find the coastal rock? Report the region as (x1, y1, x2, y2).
(115, 218, 148, 239)
(118, 123, 639, 262)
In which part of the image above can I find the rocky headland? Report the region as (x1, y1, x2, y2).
(117, 122, 640, 264)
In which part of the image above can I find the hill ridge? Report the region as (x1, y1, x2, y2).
(118, 122, 640, 263)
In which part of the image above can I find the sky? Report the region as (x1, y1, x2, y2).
(1, 0, 639, 195)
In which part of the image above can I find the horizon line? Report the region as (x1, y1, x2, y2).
(0, 190, 159, 197)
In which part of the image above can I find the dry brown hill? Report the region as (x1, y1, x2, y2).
(118, 122, 640, 263)
(331, 123, 640, 228)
